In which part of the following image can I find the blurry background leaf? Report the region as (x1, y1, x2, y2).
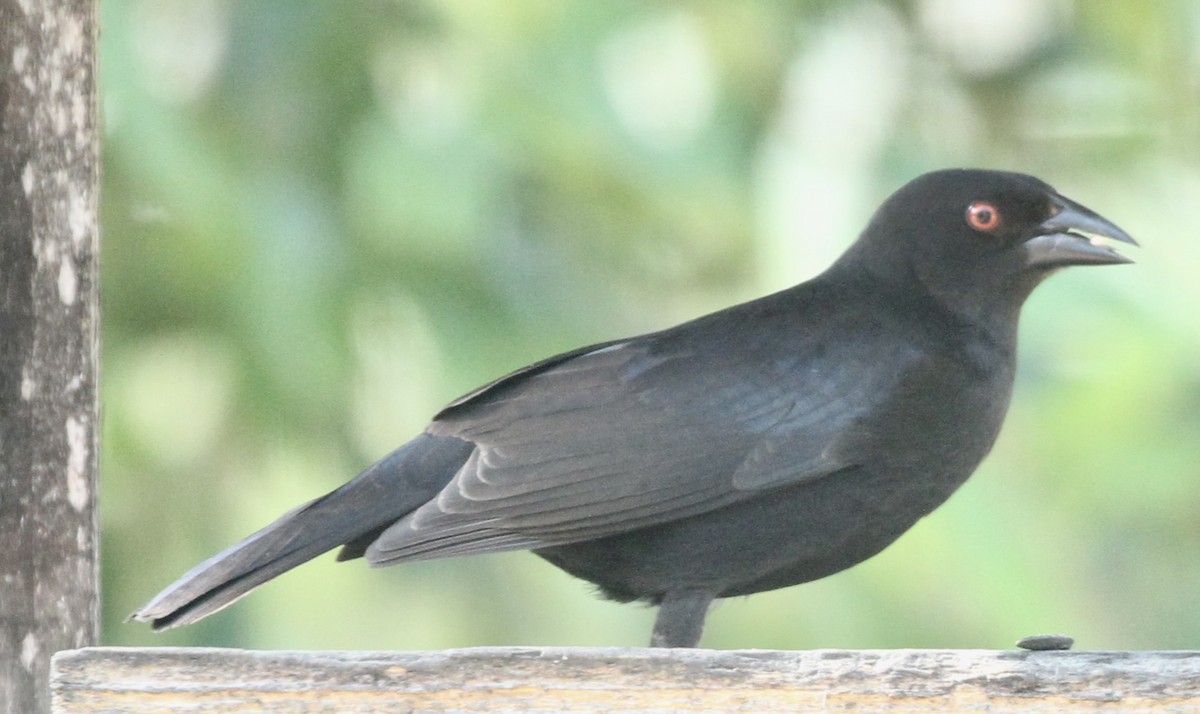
(102, 0, 1200, 650)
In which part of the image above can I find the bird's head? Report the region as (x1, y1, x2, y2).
(834, 168, 1136, 323)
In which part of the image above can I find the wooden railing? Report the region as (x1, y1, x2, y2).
(51, 647, 1200, 713)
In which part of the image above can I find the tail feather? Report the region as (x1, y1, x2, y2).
(131, 434, 474, 630)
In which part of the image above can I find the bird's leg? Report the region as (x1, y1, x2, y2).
(651, 590, 714, 647)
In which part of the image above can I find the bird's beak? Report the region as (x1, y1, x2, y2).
(1023, 194, 1137, 268)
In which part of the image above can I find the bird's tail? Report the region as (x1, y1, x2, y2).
(131, 434, 474, 630)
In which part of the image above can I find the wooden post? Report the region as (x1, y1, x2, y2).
(49, 647, 1200, 713)
(0, 0, 99, 712)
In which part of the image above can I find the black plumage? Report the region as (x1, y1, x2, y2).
(133, 169, 1134, 647)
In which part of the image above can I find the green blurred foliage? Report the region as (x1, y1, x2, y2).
(101, 0, 1200, 650)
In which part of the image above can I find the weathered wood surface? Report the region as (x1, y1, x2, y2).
(51, 647, 1200, 713)
(0, 0, 99, 712)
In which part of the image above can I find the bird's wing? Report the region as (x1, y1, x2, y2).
(367, 306, 895, 565)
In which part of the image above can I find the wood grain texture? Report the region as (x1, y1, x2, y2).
(51, 647, 1200, 713)
(0, 0, 99, 712)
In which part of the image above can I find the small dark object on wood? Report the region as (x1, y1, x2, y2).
(1018, 634, 1075, 651)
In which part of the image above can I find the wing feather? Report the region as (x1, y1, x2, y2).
(367, 291, 902, 565)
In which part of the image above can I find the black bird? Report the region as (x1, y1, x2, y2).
(134, 169, 1134, 647)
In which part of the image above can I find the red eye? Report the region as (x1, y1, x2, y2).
(966, 201, 1002, 232)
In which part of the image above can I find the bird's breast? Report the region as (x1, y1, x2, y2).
(860, 337, 1016, 499)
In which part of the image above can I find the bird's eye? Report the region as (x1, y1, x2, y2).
(966, 201, 1002, 232)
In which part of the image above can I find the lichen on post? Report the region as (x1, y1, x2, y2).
(0, 1, 99, 712)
